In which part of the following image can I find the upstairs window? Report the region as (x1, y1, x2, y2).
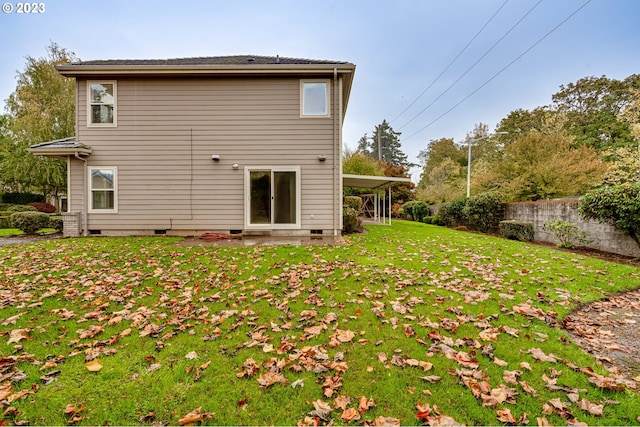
(88, 81, 116, 126)
(301, 80, 329, 117)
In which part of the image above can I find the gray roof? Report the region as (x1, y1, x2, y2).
(66, 55, 352, 67)
(29, 137, 92, 157)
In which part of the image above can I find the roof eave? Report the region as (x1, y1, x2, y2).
(56, 63, 356, 77)
(28, 147, 93, 158)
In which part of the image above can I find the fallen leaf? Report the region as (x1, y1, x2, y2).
(578, 398, 604, 416)
(358, 395, 375, 414)
(85, 359, 102, 372)
(536, 416, 552, 426)
(341, 408, 360, 422)
(334, 395, 351, 410)
(374, 415, 401, 426)
(496, 407, 516, 423)
(335, 329, 356, 343)
(520, 362, 532, 371)
(7, 329, 29, 345)
(185, 351, 198, 360)
(291, 379, 304, 389)
(518, 380, 538, 396)
(428, 415, 464, 426)
(528, 348, 558, 363)
(313, 399, 332, 412)
(63, 404, 86, 417)
(257, 371, 288, 388)
(419, 375, 442, 383)
(236, 358, 260, 378)
(178, 407, 213, 426)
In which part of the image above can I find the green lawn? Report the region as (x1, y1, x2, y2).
(0, 221, 638, 426)
(0, 228, 56, 236)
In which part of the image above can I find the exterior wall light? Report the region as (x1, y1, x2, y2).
(318, 155, 327, 162)
(232, 163, 239, 170)
(211, 154, 220, 161)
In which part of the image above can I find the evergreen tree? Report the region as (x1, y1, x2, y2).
(358, 120, 409, 167)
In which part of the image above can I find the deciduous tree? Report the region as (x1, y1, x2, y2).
(0, 42, 76, 198)
(552, 74, 640, 151)
(475, 127, 607, 201)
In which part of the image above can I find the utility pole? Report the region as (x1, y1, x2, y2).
(377, 125, 381, 161)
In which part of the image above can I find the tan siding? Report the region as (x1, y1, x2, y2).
(77, 76, 341, 233)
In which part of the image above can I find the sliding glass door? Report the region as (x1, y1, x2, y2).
(247, 168, 300, 228)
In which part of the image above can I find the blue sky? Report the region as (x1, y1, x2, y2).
(2, 0, 639, 179)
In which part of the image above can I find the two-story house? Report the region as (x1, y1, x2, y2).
(29, 55, 357, 237)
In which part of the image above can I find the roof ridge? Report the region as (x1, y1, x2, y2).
(70, 55, 351, 67)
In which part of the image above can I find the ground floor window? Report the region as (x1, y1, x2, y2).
(89, 167, 117, 212)
(245, 167, 300, 228)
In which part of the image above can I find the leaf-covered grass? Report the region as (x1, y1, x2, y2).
(0, 221, 639, 426)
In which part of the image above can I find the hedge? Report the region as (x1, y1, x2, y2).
(10, 211, 51, 235)
(499, 220, 534, 242)
(1, 192, 45, 205)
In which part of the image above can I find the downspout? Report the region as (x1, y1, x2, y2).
(333, 68, 339, 236)
(74, 152, 88, 236)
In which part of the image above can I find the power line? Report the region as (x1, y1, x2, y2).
(402, 0, 592, 143)
(389, 0, 510, 125)
(397, 0, 543, 131)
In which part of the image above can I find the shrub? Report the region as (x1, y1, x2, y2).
(579, 183, 640, 249)
(1, 192, 45, 205)
(543, 218, 591, 249)
(463, 192, 504, 233)
(431, 215, 446, 226)
(28, 202, 57, 213)
(342, 207, 362, 234)
(0, 203, 16, 211)
(10, 211, 50, 235)
(438, 197, 468, 227)
(412, 201, 430, 222)
(401, 201, 417, 220)
(499, 220, 534, 242)
(7, 205, 39, 213)
(421, 216, 433, 224)
(0, 215, 10, 228)
(344, 196, 363, 212)
(49, 215, 64, 232)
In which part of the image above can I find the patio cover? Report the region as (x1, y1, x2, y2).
(342, 174, 412, 224)
(28, 137, 92, 158)
(342, 174, 411, 189)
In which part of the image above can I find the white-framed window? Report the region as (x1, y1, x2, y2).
(245, 167, 301, 229)
(300, 80, 330, 117)
(89, 167, 118, 213)
(88, 81, 117, 126)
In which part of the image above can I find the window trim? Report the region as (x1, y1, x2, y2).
(88, 166, 118, 213)
(300, 80, 330, 118)
(244, 166, 301, 229)
(87, 80, 117, 127)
